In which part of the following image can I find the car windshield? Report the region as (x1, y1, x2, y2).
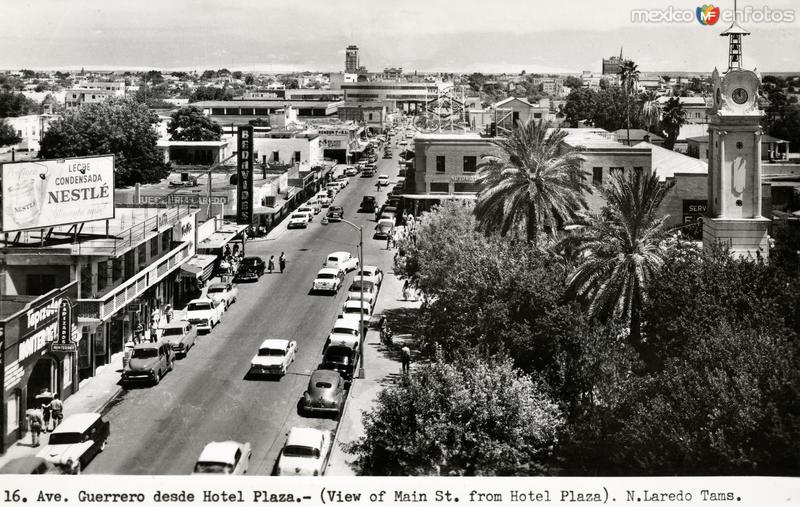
(48, 432, 84, 445)
(193, 462, 233, 474)
(243, 258, 260, 266)
(317, 273, 335, 279)
(188, 302, 211, 311)
(207, 287, 225, 294)
(315, 382, 333, 389)
(332, 327, 358, 335)
(291, 214, 305, 219)
(350, 281, 374, 291)
(344, 307, 365, 314)
(327, 257, 339, 263)
(161, 327, 184, 336)
(325, 354, 350, 365)
(283, 445, 317, 458)
(132, 348, 158, 359)
(259, 348, 285, 357)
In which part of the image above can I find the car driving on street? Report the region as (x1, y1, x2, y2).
(192, 441, 251, 475)
(311, 268, 344, 294)
(326, 206, 343, 222)
(250, 339, 297, 376)
(324, 251, 359, 272)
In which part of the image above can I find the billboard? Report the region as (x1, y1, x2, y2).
(1, 155, 115, 232)
(236, 126, 254, 225)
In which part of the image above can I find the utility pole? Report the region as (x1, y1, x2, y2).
(341, 219, 365, 379)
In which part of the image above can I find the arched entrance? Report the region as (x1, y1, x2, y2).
(26, 356, 58, 410)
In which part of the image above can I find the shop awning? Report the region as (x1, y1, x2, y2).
(179, 254, 217, 281)
(285, 186, 301, 200)
(196, 225, 248, 251)
(253, 202, 285, 215)
(398, 194, 477, 201)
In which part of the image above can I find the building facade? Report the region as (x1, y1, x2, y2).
(345, 45, 359, 73)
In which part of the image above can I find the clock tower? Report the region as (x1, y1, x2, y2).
(703, 12, 770, 260)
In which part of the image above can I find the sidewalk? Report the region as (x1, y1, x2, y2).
(326, 263, 422, 475)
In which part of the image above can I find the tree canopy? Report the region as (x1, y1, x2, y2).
(0, 119, 22, 148)
(167, 106, 223, 142)
(39, 96, 168, 187)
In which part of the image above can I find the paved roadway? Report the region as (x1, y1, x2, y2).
(85, 138, 405, 475)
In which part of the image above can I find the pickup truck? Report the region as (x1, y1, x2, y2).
(206, 282, 239, 310)
(186, 298, 223, 333)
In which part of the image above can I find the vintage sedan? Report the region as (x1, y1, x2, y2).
(326, 206, 344, 222)
(355, 265, 383, 287)
(275, 427, 333, 476)
(314, 192, 331, 208)
(121, 342, 174, 385)
(206, 282, 238, 309)
(301, 370, 346, 418)
(37, 413, 110, 474)
(373, 219, 395, 239)
(250, 339, 297, 376)
(192, 441, 251, 475)
(346, 280, 376, 310)
(235, 256, 265, 282)
(288, 212, 313, 229)
(340, 300, 372, 333)
(311, 268, 344, 294)
(159, 320, 197, 357)
(324, 251, 359, 272)
(325, 318, 361, 350)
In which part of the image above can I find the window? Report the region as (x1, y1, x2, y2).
(27, 273, 56, 295)
(97, 261, 108, 291)
(211, 108, 225, 115)
(430, 182, 449, 193)
(463, 156, 477, 173)
(533, 112, 542, 119)
(80, 264, 93, 297)
(272, 151, 280, 162)
(293, 151, 301, 163)
(138, 244, 146, 265)
(592, 167, 603, 185)
(368, 113, 373, 121)
(112, 257, 123, 281)
(161, 231, 171, 251)
(435, 156, 446, 173)
(454, 182, 476, 193)
(150, 236, 158, 257)
(610, 167, 624, 179)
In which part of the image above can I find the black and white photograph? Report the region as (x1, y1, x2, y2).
(0, 0, 799, 502)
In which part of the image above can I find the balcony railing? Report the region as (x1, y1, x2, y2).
(76, 242, 191, 322)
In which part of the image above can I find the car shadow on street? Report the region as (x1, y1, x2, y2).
(243, 371, 284, 382)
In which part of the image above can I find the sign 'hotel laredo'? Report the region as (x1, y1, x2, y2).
(0, 155, 115, 233)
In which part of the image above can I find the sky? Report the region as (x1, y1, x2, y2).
(1, 0, 798, 73)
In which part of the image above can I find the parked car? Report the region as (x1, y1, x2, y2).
(346, 280, 377, 309)
(301, 370, 346, 418)
(374, 219, 395, 239)
(325, 182, 341, 196)
(325, 318, 361, 350)
(37, 413, 110, 474)
(186, 298, 223, 332)
(334, 174, 349, 187)
(314, 192, 331, 207)
(324, 251, 359, 272)
(377, 174, 390, 186)
(275, 427, 333, 476)
(159, 320, 197, 357)
(122, 342, 174, 385)
(192, 441, 251, 475)
(381, 205, 398, 217)
(340, 300, 372, 333)
(0, 457, 60, 474)
(297, 205, 317, 218)
(206, 282, 238, 309)
(250, 339, 297, 376)
(344, 166, 359, 177)
(360, 195, 377, 212)
(235, 256, 265, 282)
(288, 212, 312, 229)
(326, 206, 343, 222)
(304, 201, 322, 214)
(356, 265, 383, 287)
(383, 151, 393, 159)
(321, 344, 359, 381)
(311, 268, 345, 294)
(362, 164, 376, 177)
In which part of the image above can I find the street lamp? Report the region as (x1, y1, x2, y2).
(341, 219, 365, 379)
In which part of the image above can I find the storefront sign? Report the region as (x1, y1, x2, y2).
(237, 126, 254, 225)
(451, 175, 476, 183)
(138, 194, 228, 205)
(50, 299, 76, 353)
(682, 199, 708, 215)
(1, 155, 115, 232)
(174, 214, 196, 256)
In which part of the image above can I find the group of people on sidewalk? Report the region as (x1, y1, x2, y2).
(26, 392, 64, 447)
(132, 304, 173, 345)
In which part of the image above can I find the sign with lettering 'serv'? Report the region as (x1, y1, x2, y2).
(236, 126, 254, 225)
(0, 155, 115, 232)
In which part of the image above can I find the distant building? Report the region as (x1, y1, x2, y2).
(337, 102, 389, 134)
(341, 81, 452, 113)
(345, 45, 359, 73)
(657, 96, 710, 124)
(469, 97, 551, 134)
(687, 134, 791, 161)
(602, 47, 624, 75)
(329, 72, 358, 90)
(64, 81, 126, 109)
(382, 67, 403, 81)
(0, 114, 53, 154)
(612, 128, 665, 147)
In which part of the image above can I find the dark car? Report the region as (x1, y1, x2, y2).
(235, 256, 265, 282)
(327, 206, 344, 222)
(121, 342, 174, 385)
(321, 344, 359, 382)
(301, 369, 346, 418)
(383, 152, 393, 159)
(360, 196, 377, 212)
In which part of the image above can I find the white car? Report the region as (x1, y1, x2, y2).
(275, 427, 333, 476)
(312, 268, 345, 293)
(186, 298, 223, 332)
(334, 175, 349, 188)
(344, 166, 359, 177)
(305, 200, 322, 214)
(324, 251, 359, 273)
(315, 192, 331, 207)
(355, 265, 383, 287)
(326, 318, 361, 349)
(346, 280, 377, 310)
(298, 204, 317, 217)
(377, 174, 389, 186)
(193, 441, 252, 475)
(288, 212, 312, 229)
(340, 300, 372, 332)
(326, 182, 340, 196)
(206, 282, 238, 309)
(250, 339, 297, 376)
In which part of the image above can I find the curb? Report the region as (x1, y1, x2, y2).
(95, 385, 125, 416)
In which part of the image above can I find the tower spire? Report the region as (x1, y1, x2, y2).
(720, 0, 749, 70)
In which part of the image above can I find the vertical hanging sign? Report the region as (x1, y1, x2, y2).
(237, 126, 254, 225)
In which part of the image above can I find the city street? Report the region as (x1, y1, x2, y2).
(85, 152, 402, 475)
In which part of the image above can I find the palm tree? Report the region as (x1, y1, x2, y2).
(660, 97, 687, 151)
(618, 60, 640, 145)
(566, 169, 674, 349)
(474, 119, 591, 244)
(640, 91, 660, 134)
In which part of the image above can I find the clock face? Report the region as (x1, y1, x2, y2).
(732, 88, 749, 105)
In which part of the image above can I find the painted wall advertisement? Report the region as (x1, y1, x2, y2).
(236, 126, 254, 225)
(0, 155, 115, 232)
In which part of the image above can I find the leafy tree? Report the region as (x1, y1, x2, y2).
(659, 97, 686, 150)
(765, 103, 800, 151)
(347, 352, 564, 475)
(0, 119, 22, 148)
(145, 70, 164, 85)
(190, 86, 233, 102)
(564, 76, 583, 90)
(244, 74, 255, 86)
(167, 106, 223, 141)
(617, 60, 640, 145)
(566, 169, 674, 352)
(474, 119, 591, 244)
(639, 91, 660, 134)
(201, 70, 216, 80)
(564, 87, 597, 127)
(0, 91, 40, 117)
(232, 71, 243, 80)
(592, 86, 630, 132)
(39, 96, 168, 187)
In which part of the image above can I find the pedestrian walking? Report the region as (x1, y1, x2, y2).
(402, 280, 410, 301)
(41, 401, 52, 433)
(165, 304, 173, 324)
(279, 252, 286, 273)
(268, 255, 275, 274)
(401, 345, 411, 374)
(149, 322, 158, 343)
(386, 234, 392, 250)
(134, 322, 144, 344)
(28, 410, 43, 447)
(50, 394, 63, 429)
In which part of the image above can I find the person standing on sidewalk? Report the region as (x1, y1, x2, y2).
(41, 400, 52, 433)
(268, 255, 275, 274)
(50, 394, 63, 429)
(165, 304, 173, 324)
(279, 252, 286, 273)
(28, 410, 43, 447)
(134, 322, 144, 344)
(401, 345, 411, 374)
